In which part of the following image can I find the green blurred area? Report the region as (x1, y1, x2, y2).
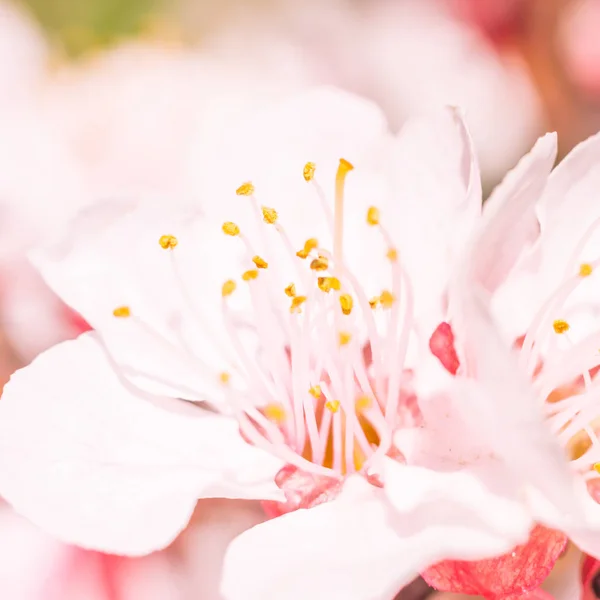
(18, 0, 168, 56)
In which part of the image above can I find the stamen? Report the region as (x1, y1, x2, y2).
(553, 319, 570, 334)
(355, 396, 372, 412)
(264, 403, 287, 423)
(284, 283, 296, 297)
(309, 385, 322, 398)
(339, 293, 353, 315)
(387, 248, 398, 262)
(334, 158, 354, 263)
(252, 255, 269, 269)
(242, 269, 259, 281)
(113, 306, 131, 318)
(219, 372, 231, 385)
(380, 290, 394, 309)
(317, 277, 341, 292)
(369, 296, 380, 309)
(303, 162, 316, 182)
(325, 399, 340, 413)
(158, 234, 178, 250)
(310, 257, 329, 271)
(366, 206, 380, 226)
(339, 331, 352, 346)
(236, 182, 255, 196)
(580, 263, 594, 277)
(261, 206, 278, 224)
(290, 295, 307, 313)
(222, 222, 240, 236)
(222, 280, 237, 297)
(296, 238, 319, 259)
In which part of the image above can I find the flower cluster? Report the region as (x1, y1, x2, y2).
(3, 87, 600, 600)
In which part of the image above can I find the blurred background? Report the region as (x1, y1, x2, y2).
(0, 0, 597, 598)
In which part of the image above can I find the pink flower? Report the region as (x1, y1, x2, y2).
(0, 89, 536, 599)
(414, 120, 600, 596)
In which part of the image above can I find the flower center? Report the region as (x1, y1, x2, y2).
(216, 160, 417, 477)
(509, 219, 600, 483)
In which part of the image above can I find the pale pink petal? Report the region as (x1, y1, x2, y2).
(221, 463, 532, 600)
(31, 200, 239, 402)
(450, 289, 577, 517)
(386, 107, 481, 330)
(0, 507, 66, 600)
(383, 460, 532, 558)
(537, 130, 600, 279)
(177, 499, 266, 600)
(532, 131, 600, 337)
(188, 87, 394, 293)
(0, 333, 283, 555)
(467, 132, 557, 295)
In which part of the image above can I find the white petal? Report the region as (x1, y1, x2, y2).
(538, 130, 600, 246)
(468, 132, 557, 294)
(450, 289, 577, 516)
(534, 131, 600, 337)
(221, 465, 532, 600)
(31, 200, 239, 403)
(386, 107, 481, 331)
(177, 499, 267, 600)
(0, 507, 66, 600)
(0, 333, 283, 555)
(383, 460, 532, 558)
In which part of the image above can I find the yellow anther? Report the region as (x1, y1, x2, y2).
(339, 293, 353, 315)
(242, 269, 259, 281)
(317, 276, 341, 293)
(113, 306, 131, 318)
(296, 238, 319, 259)
(369, 296, 380, 309)
(158, 234, 178, 250)
(366, 206, 380, 226)
(594, 463, 600, 474)
(290, 295, 308, 313)
(339, 158, 354, 172)
(309, 385, 322, 398)
(252, 255, 269, 269)
(303, 162, 316, 182)
(305, 238, 318, 252)
(334, 159, 354, 262)
(222, 222, 240, 236)
(387, 248, 398, 262)
(284, 283, 296, 297)
(325, 399, 340, 413)
(310, 257, 329, 271)
(264, 403, 287, 423)
(355, 396, 372, 412)
(339, 331, 352, 346)
(222, 280, 237, 297)
(219, 372, 231, 385)
(380, 290, 395, 309)
(580, 263, 593, 277)
(236, 181, 255, 196)
(553, 319, 570, 334)
(261, 206, 278, 224)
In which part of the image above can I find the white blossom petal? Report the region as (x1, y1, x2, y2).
(0, 333, 283, 555)
(221, 463, 532, 600)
